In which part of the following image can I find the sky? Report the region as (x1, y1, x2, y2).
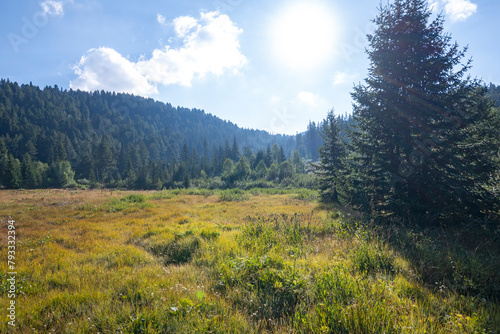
(1, 0, 499, 135)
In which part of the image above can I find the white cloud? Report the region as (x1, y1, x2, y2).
(70, 47, 158, 96)
(173, 15, 198, 37)
(297, 92, 320, 107)
(444, 0, 477, 22)
(71, 11, 247, 94)
(41, 0, 64, 16)
(430, 0, 477, 22)
(157, 14, 167, 26)
(333, 72, 358, 86)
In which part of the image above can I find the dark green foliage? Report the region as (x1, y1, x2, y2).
(121, 194, 145, 203)
(4, 153, 21, 189)
(21, 153, 42, 188)
(94, 135, 115, 183)
(217, 189, 250, 202)
(315, 110, 347, 203)
(233, 156, 251, 181)
(253, 160, 267, 179)
(0, 79, 311, 189)
(348, 0, 500, 223)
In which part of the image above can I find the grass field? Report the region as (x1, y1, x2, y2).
(0, 189, 499, 333)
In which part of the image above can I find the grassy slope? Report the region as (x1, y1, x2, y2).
(0, 189, 498, 333)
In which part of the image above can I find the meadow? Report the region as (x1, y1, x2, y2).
(0, 188, 498, 333)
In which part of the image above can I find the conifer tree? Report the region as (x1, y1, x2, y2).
(95, 135, 115, 182)
(231, 136, 240, 161)
(4, 153, 21, 189)
(350, 0, 500, 222)
(21, 153, 41, 188)
(316, 111, 346, 203)
(0, 139, 8, 186)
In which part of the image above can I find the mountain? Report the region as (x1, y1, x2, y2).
(0, 79, 300, 187)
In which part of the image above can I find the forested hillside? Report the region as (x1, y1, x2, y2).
(0, 79, 312, 189)
(0, 79, 295, 162)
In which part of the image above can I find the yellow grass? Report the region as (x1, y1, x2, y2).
(0, 189, 498, 333)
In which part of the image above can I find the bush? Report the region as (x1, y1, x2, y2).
(218, 189, 250, 202)
(121, 194, 145, 203)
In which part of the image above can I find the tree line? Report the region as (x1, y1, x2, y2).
(0, 80, 332, 189)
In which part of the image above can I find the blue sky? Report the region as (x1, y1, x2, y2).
(1, 0, 498, 134)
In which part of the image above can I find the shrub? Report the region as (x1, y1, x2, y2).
(218, 189, 250, 202)
(121, 194, 145, 203)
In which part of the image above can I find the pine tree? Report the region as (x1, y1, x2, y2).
(305, 122, 321, 161)
(4, 153, 21, 189)
(201, 138, 210, 174)
(231, 136, 240, 161)
(95, 135, 115, 182)
(21, 153, 41, 188)
(316, 111, 346, 203)
(278, 146, 286, 163)
(350, 0, 500, 223)
(223, 140, 232, 162)
(25, 140, 37, 159)
(181, 143, 191, 164)
(264, 145, 273, 167)
(50, 137, 67, 164)
(0, 139, 8, 186)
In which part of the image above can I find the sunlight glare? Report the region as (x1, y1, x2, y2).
(270, 2, 337, 71)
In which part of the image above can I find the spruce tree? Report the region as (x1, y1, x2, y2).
(4, 154, 22, 189)
(231, 136, 240, 161)
(350, 0, 500, 223)
(95, 135, 115, 182)
(316, 111, 346, 203)
(21, 153, 41, 188)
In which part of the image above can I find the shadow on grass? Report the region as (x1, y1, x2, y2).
(339, 212, 500, 303)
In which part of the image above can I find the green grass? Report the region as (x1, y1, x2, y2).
(0, 188, 498, 333)
(218, 188, 251, 202)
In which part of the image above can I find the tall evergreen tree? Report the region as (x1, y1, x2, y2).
(315, 111, 346, 203)
(305, 121, 321, 161)
(95, 135, 115, 182)
(231, 136, 240, 161)
(0, 139, 8, 186)
(264, 145, 273, 167)
(350, 0, 500, 222)
(21, 153, 41, 188)
(4, 153, 21, 189)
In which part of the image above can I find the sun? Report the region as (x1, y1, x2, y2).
(270, 2, 337, 71)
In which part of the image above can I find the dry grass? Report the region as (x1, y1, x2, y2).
(0, 189, 498, 333)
